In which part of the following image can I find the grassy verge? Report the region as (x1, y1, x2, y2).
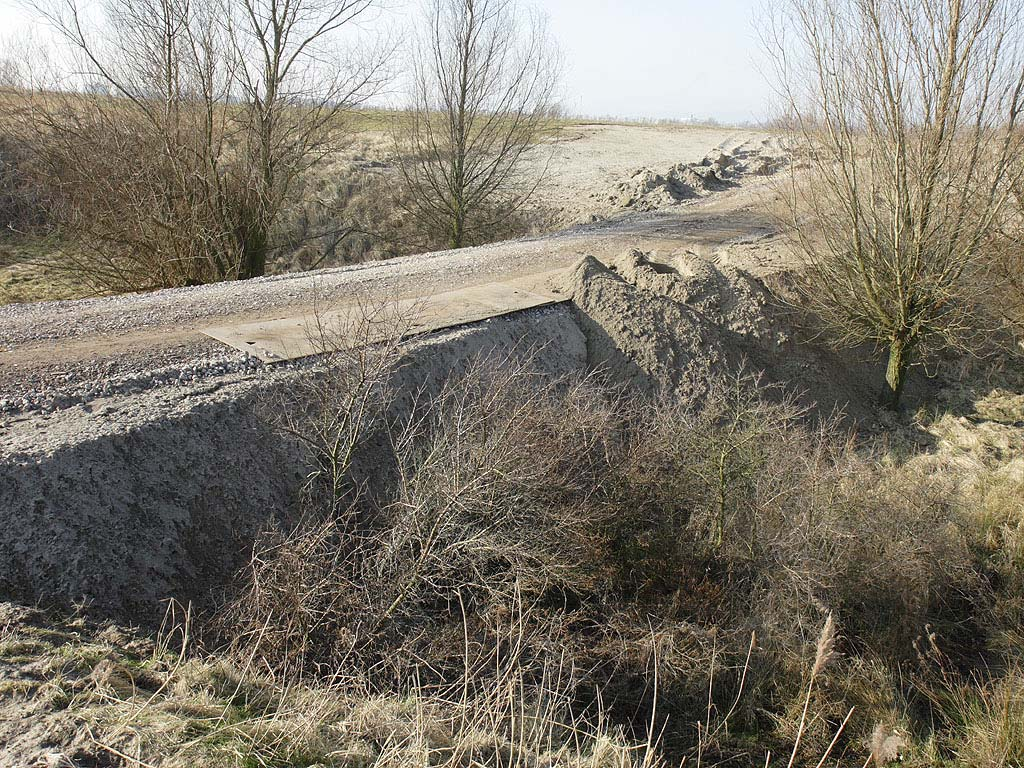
(0, 602, 663, 767)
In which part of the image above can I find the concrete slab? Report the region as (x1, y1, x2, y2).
(202, 269, 571, 362)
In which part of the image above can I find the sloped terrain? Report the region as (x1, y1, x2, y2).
(2, 119, 1024, 768)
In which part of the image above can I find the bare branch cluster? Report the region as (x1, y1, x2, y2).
(769, 0, 1024, 406)
(219, 328, 978, 760)
(987, 163, 1024, 335)
(12, 0, 391, 289)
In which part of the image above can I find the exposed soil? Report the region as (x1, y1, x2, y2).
(0, 134, 788, 417)
(531, 124, 769, 224)
(0, 122, 960, 621)
(0, 125, 888, 620)
(611, 138, 789, 211)
(3, 119, 1024, 768)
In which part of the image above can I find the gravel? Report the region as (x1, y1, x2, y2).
(0, 129, 784, 420)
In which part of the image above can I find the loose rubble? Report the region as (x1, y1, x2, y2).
(613, 142, 788, 211)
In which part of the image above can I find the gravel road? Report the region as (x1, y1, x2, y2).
(0, 127, 785, 417)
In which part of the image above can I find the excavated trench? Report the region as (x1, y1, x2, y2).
(0, 252, 883, 620)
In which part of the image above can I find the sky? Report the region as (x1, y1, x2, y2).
(542, 0, 772, 124)
(0, 0, 774, 124)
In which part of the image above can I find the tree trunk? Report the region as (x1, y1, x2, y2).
(881, 336, 910, 409)
(449, 210, 465, 250)
(239, 224, 268, 279)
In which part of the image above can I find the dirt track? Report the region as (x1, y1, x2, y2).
(0, 126, 788, 416)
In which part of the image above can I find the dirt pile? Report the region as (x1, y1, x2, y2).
(568, 249, 876, 416)
(613, 141, 788, 211)
(614, 164, 725, 209)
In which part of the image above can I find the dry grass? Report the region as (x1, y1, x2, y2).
(4, 332, 1024, 765)
(202, 343, 1023, 765)
(938, 667, 1024, 768)
(0, 602, 666, 768)
(0, 240, 97, 304)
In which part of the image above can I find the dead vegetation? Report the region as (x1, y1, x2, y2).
(200, 320, 1024, 766)
(987, 174, 1024, 337)
(4, 335, 1024, 765)
(254, 318, 1022, 765)
(0, 602, 664, 767)
(0, 0, 392, 292)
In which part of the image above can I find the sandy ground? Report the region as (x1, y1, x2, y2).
(0, 122, 824, 616)
(533, 124, 767, 221)
(0, 124, 789, 416)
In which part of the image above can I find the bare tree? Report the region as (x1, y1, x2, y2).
(227, 0, 392, 277)
(0, 59, 21, 90)
(23, 0, 389, 289)
(394, 0, 559, 250)
(17, 0, 239, 289)
(0, 39, 42, 235)
(769, 0, 1024, 407)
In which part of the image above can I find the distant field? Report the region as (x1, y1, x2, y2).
(0, 242, 97, 305)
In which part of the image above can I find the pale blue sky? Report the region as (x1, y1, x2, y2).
(0, 0, 772, 123)
(543, 0, 771, 123)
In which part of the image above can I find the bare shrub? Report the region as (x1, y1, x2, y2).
(223, 351, 623, 678)
(23, 0, 390, 290)
(216, 346, 991, 762)
(376, 358, 618, 613)
(988, 173, 1024, 337)
(20, 0, 247, 289)
(768, 0, 1024, 407)
(30, 99, 250, 290)
(0, 58, 51, 235)
(610, 375, 977, 658)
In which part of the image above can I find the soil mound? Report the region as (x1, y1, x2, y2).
(568, 250, 876, 416)
(0, 309, 586, 618)
(613, 143, 788, 211)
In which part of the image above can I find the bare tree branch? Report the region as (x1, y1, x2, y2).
(768, 0, 1024, 407)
